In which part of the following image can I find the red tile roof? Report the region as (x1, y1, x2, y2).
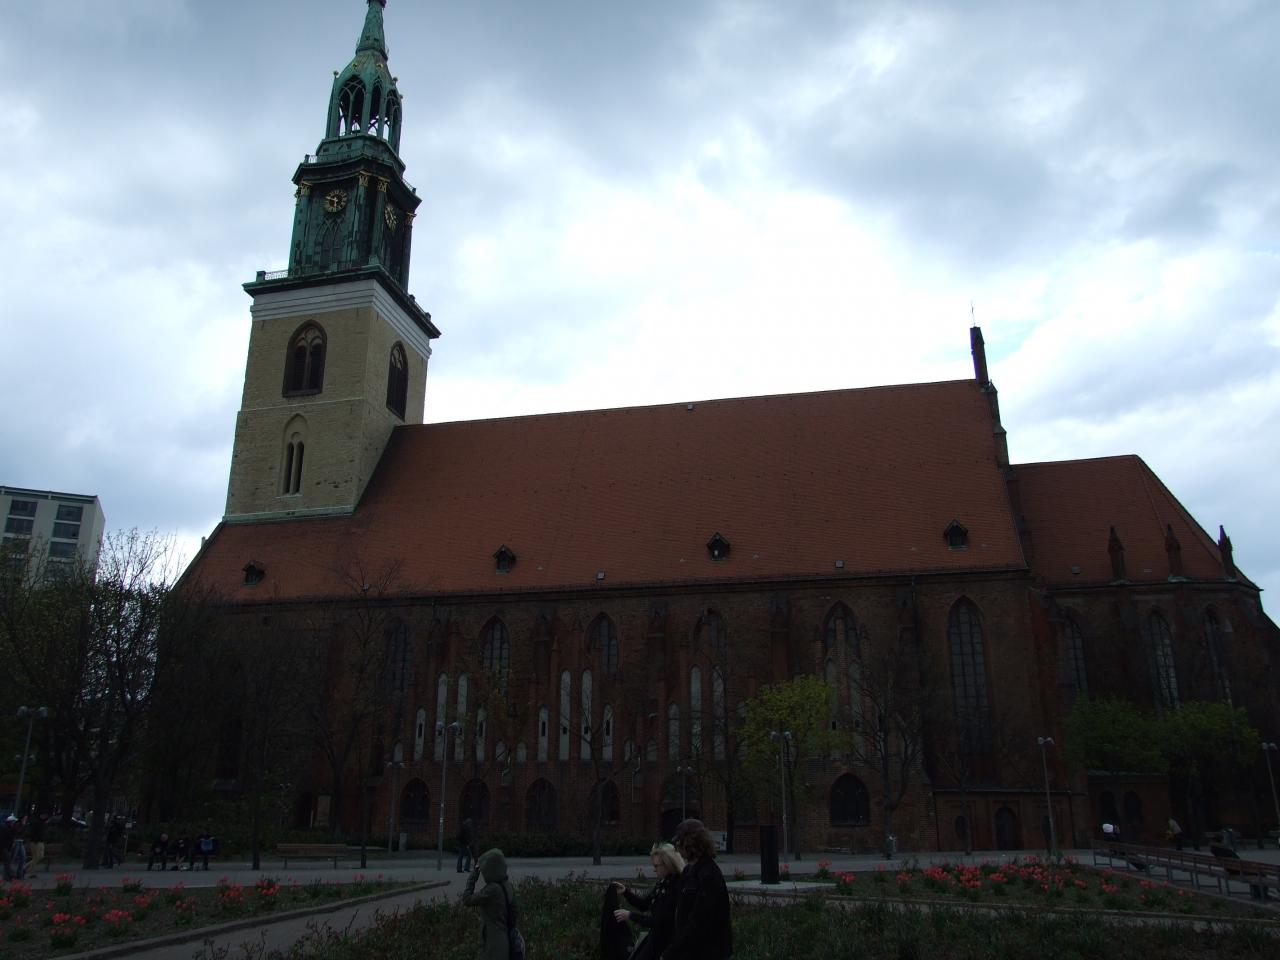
(190, 380, 1029, 602)
(1012, 455, 1235, 588)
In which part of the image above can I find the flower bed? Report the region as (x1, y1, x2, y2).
(0, 873, 404, 957)
(818, 856, 1272, 919)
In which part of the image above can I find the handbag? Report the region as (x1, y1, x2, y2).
(502, 882, 526, 960)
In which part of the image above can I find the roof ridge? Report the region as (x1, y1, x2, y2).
(422, 378, 977, 429)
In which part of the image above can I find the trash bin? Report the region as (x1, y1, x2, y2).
(885, 834, 898, 859)
(760, 825, 779, 884)
(399, 832, 408, 852)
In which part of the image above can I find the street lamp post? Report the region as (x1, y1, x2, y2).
(770, 730, 793, 861)
(386, 744, 405, 853)
(1263, 743, 1280, 845)
(1037, 736, 1057, 857)
(13, 707, 47, 816)
(437, 721, 461, 871)
(676, 763, 694, 821)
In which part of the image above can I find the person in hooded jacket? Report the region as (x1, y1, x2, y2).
(462, 847, 519, 960)
(611, 842, 685, 960)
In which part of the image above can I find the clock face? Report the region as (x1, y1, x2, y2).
(323, 189, 348, 214)
(383, 203, 399, 231)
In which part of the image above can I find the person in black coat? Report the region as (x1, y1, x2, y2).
(663, 819, 732, 960)
(611, 842, 685, 960)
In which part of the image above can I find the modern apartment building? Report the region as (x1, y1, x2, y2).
(1, 486, 106, 574)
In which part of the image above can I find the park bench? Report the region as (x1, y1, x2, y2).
(1093, 840, 1280, 900)
(275, 843, 351, 868)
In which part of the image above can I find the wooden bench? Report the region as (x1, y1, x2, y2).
(275, 843, 351, 868)
(1093, 840, 1280, 900)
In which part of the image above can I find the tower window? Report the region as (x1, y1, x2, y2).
(284, 324, 326, 395)
(242, 562, 265, 586)
(282, 436, 305, 495)
(707, 532, 731, 561)
(386, 343, 408, 418)
(338, 78, 366, 136)
(944, 520, 969, 549)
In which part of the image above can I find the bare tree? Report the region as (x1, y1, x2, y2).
(0, 530, 205, 867)
(287, 556, 403, 848)
(839, 640, 930, 858)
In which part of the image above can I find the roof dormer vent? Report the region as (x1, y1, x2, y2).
(243, 562, 266, 586)
(707, 532, 731, 562)
(493, 544, 516, 574)
(943, 520, 968, 550)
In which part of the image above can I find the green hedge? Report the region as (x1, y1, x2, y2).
(266, 878, 1279, 960)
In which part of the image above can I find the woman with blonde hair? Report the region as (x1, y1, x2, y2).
(611, 842, 685, 960)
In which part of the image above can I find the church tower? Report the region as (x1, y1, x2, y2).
(225, 0, 439, 523)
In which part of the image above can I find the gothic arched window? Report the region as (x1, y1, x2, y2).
(281, 418, 307, 495)
(482, 619, 510, 693)
(824, 604, 859, 657)
(830, 773, 870, 826)
(701, 611, 727, 656)
(948, 598, 991, 753)
(1144, 611, 1179, 710)
(386, 343, 408, 419)
(1062, 617, 1088, 702)
(284, 323, 326, 395)
(1204, 608, 1232, 704)
(339, 77, 366, 135)
(526, 779, 557, 832)
(590, 614, 620, 677)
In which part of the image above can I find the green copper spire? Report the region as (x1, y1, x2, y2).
(324, 0, 402, 153)
(356, 0, 388, 59)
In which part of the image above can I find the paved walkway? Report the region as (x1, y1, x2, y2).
(24, 844, 1280, 959)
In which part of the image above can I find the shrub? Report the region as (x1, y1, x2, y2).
(54, 873, 76, 896)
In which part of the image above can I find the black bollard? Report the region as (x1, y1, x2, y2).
(760, 824, 779, 884)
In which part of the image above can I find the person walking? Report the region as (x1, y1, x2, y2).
(611, 842, 685, 960)
(26, 813, 46, 876)
(1167, 817, 1184, 851)
(457, 816, 476, 873)
(147, 832, 169, 871)
(462, 847, 521, 960)
(10, 818, 27, 880)
(104, 817, 124, 868)
(664, 819, 732, 960)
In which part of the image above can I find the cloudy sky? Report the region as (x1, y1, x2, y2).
(2, 0, 1277, 602)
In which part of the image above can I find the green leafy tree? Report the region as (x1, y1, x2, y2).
(1063, 697, 1163, 784)
(1157, 701, 1260, 845)
(742, 675, 835, 860)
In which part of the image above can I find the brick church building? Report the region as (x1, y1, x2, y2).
(186, 1, 1279, 854)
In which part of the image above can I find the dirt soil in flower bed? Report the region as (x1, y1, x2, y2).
(0, 872, 408, 958)
(232, 876, 1279, 960)
(807, 857, 1277, 921)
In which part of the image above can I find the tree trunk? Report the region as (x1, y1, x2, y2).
(251, 781, 263, 871)
(881, 749, 894, 859)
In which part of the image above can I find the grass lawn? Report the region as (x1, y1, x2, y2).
(245, 871, 1280, 960)
(0, 872, 405, 957)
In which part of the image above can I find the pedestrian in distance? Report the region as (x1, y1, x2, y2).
(462, 848, 524, 960)
(611, 841, 685, 960)
(664, 818, 732, 960)
(458, 816, 476, 873)
(104, 817, 124, 868)
(1167, 817, 1184, 851)
(147, 832, 169, 871)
